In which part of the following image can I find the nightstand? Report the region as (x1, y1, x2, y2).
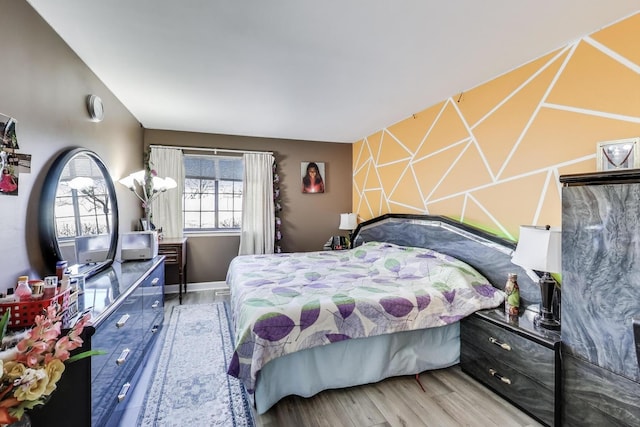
(460, 308, 561, 426)
(158, 237, 187, 303)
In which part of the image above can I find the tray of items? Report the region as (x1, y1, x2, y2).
(0, 286, 71, 330)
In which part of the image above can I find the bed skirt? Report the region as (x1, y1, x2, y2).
(253, 322, 460, 414)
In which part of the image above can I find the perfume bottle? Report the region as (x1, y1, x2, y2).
(504, 273, 520, 316)
(15, 275, 32, 301)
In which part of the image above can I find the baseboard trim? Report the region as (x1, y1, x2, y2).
(164, 281, 229, 295)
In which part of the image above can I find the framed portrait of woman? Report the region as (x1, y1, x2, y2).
(301, 161, 325, 193)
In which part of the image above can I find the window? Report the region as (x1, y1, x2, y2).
(55, 156, 112, 240)
(183, 154, 243, 231)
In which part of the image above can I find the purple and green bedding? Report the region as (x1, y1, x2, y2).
(226, 241, 504, 392)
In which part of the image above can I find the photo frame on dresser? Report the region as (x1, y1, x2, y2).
(596, 137, 640, 171)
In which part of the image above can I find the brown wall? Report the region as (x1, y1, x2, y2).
(0, 1, 143, 290)
(144, 130, 352, 283)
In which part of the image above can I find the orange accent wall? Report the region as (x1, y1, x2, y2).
(352, 12, 640, 240)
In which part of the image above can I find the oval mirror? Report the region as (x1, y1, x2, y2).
(40, 148, 119, 278)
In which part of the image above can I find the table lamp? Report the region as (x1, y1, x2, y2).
(338, 213, 358, 248)
(511, 225, 562, 330)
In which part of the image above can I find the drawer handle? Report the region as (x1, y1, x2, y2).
(151, 325, 159, 333)
(489, 337, 512, 351)
(151, 300, 160, 309)
(151, 278, 160, 285)
(117, 382, 131, 402)
(116, 348, 130, 365)
(116, 314, 130, 328)
(489, 368, 511, 385)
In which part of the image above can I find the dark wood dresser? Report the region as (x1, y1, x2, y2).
(29, 257, 165, 427)
(460, 308, 561, 426)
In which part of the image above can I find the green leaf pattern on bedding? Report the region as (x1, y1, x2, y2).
(226, 241, 504, 392)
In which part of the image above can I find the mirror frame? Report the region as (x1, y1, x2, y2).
(39, 148, 119, 278)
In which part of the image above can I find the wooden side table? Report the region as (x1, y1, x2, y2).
(158, 237, 188, 303)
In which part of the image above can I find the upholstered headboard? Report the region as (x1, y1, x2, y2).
(352, 214, 541, 307)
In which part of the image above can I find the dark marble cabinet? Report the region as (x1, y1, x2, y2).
(30, 257, 165, 427)
(561, 171, 640, 426)
(460, 308, 561, 426)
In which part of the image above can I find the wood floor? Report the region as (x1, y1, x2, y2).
(168, 290, 543, 427)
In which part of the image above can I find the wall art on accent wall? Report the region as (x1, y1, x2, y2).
(596, 137, 640, 171)
(301, 161, 325, 193)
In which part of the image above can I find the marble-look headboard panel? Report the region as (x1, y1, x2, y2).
(352, 214, 541, 306)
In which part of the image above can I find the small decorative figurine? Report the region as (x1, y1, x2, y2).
(505, 273, 520, 316)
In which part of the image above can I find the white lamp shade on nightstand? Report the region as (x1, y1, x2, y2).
(339, 213, 357, 230)
(511, 225, 562, 274)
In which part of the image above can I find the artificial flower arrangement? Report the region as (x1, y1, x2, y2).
(0, 305, 98, 425)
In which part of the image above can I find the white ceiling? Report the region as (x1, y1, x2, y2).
(26, 1, 639, 143)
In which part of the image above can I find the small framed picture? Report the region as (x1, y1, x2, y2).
(301, 161, 325, 193)
(597, 137, 640, 171)
(140, 218, 149, 231)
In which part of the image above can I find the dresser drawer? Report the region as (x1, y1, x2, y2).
(158, 244, 180, 263)
(460, 342, 555, 426)
(142, 262, 164, 346)
(461, 314, 556, 389)
(91, 290, 144, 426)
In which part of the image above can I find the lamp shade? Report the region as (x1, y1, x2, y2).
(339, 213, 358, 230)
(511, 225, 562, 273)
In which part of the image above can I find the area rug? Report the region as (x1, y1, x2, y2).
(138, 302, 255, 427)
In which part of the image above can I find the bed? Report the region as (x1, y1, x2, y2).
(226, 214, 541, 414)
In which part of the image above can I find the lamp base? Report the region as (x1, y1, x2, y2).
(536, 273, 561, 330)
(534, 314, 561, 330)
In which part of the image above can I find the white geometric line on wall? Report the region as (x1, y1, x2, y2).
(411, 101, 449, 161)
(584, 36, 640, 74)
(542, 103, 640, 123)
(426, 162, 563, 208)
(495, 43, 577, 180)
(423, 141, 473, 203)
(353, 137, 367, 172)
(386, 167, 426, 213)
(463, 193, 514, 240)
(531, 169, 556, 226)
(353, 154, 371, 180)
(383, 127, 419, 157)
(388, 200, 425, 213)
(468, 45, 571, 131)
(409, 163, 428, 211)
(450, 99, 497, 183)
(378, 129, 412, 163)
(385, 162, 415, 202)
(376, 156, 414, 168)
(410, 138, 469, 165)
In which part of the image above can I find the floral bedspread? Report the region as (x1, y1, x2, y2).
(226, 241, 504, 392)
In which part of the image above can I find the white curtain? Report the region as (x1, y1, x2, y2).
(149, 147, 184, 238)
(239, 153, 275, 255)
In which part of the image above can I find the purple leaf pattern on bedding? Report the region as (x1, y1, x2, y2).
(243, 298, 276, 307)
(300, 300, 321, 331)
(304, 271, 322, 282)
(227, 241, 505, 392)
(474, 283, 498, 297)
(379, 296, 415, 318)
(253, 312, 295, 341)
(272, 287, 301, 298)
(443, 290, 456, 304)
(326, 333, 350, 343)
(384, 258, 401, 273)
(332, 294, 356, 319)
(415, 292, 431, 311)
